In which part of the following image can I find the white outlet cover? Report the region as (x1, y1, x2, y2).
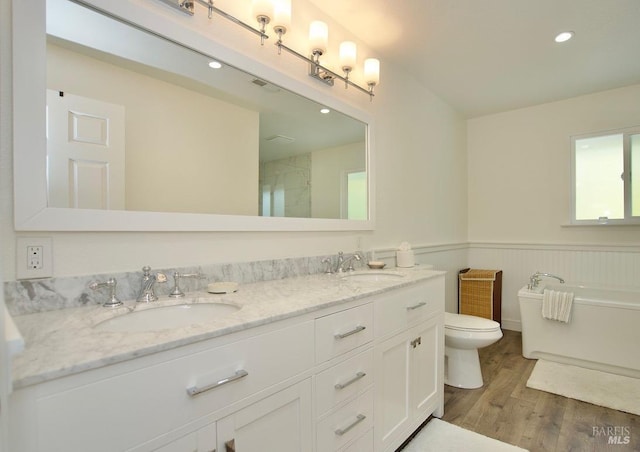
(16, 237, 53, 280)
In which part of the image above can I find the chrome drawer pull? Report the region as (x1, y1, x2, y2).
(335, 414, 366, 436)
(334, 325, 366, 339)
(186, 369, 248, 397)
(406, 301, 427, 310)
(334, 372, 366, 390)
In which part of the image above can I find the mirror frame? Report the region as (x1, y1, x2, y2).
(13, 0, 375, 231)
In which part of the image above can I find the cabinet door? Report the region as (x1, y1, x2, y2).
(374, 316, 444, 452)
(374, 329, 411, 452)
(409, 316, 442, 419)
(216, 379, 312, 452)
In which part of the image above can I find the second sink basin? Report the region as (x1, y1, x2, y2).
(341, 271, 406, 283)
(94, 302, 240, 333)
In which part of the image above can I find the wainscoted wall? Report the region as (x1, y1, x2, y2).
(469, 243, 640, 331)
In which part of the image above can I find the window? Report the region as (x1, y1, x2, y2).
(346, 171, 367, 220)
(340, 170, 367, 220)
(571, 126, 640, 224)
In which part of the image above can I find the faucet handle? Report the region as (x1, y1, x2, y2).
(142, 266, 167, 283)
(169, 271, 205, 298)
(89, 277, 123, 308)
(321, 257, 333, 274)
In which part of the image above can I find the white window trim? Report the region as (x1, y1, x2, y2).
(570, 125, 640, 226)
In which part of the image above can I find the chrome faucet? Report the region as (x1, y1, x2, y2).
(528, 271, 565, 290)
(335, 251, 364, 273)
(89, 277, 123, 308)
(137, 266, 167, 302)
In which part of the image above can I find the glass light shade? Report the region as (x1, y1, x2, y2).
(339, 41, 357, 70)
(273, 0, 291, 30)
(309, 21, 328, 54)
(252, 0, 274, 20)
(364, 58, 380, 85)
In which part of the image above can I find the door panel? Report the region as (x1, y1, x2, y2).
(47, 90, 125, 210)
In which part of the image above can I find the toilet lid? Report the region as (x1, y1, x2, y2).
(445, 312, 501, 332)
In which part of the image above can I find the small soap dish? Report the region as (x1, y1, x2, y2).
(207, 282, 239, 294)
(367, 261, 386, 270)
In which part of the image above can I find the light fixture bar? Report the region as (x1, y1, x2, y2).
(193, 0, 269, 42)
(277, 42, 375, 98)
(153, 0, 377, 100)
(157, 0, 195, 15)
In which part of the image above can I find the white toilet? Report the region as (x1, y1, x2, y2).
(444, 312, 503, 389)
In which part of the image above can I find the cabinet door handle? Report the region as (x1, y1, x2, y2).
(225, 439, 235, 452)
(334, 325, 366, 339)
(334, 371, 366, 390)
(186, 370, 248, 397)
(335, 414, 366, 436)
(406, 301, 427, 310)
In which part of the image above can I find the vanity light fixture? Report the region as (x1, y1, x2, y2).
(339, 41, 356, 88)
(156, 0, 380, 100)
(554, 31, 574, 43)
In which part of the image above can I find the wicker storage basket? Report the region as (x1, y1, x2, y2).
(458, 269, 502, 322)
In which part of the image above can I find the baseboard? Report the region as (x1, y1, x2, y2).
(501, 318, 521, 332)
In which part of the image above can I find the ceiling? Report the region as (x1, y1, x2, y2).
(310, 0, 640, 118)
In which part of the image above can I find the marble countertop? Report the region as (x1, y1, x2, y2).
(11, 266, 444, 389)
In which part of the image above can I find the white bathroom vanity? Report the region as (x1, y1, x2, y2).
(9, 269, 444, 452)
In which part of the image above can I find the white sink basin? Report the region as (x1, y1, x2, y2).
(341, 271, 406, 283)
(94, 302, 240, 333)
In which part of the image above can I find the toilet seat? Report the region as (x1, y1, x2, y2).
(445, 312, 501, 332)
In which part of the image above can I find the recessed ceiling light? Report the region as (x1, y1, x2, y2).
(554, 31, 574, 43)
(320, 108, 330, 114)
(208, 60, 222, 69)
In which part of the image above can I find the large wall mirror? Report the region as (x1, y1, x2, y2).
(13, 0, 374, 231)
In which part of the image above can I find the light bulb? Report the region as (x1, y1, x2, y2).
(364, 58, 380, 85)
(252, 0, 274, 21)
(309, 21, 328, 55)
(273, 0, 291, 32)
(339, 41, 357, 71)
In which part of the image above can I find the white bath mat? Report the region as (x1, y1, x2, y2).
(527, 360, 640, 416)
(401, 418, 528, 452)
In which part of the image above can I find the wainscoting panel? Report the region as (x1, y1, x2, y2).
(468, 243, 640, 331)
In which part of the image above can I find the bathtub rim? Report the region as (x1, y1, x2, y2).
(518, 285, 640, 311)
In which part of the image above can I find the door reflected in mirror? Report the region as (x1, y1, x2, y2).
(45, 0, 368, 220)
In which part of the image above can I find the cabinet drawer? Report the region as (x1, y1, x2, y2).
(338, 428, 373, 452)
(316, 388, 374, 452)
(315, 304, 373, 363)
(36, 321, 314, 452)
(315, 349, 373, 416)
(375, 277, 443, 338)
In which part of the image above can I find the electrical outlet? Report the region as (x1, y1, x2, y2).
(27, 246, 44, 270)
(16, 237, 53, 279)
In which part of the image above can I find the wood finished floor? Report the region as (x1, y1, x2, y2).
(440, 330, 640, 452)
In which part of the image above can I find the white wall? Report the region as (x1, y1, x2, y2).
(311, 142, 365, 219)
(467, 84, 640, 330)
(0, 0, 467, 280)
(467, 84, 640, 245)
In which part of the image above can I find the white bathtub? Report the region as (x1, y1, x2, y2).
(518, 284, 640, 378)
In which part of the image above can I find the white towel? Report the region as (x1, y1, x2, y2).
(542, 289, 574, 323)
